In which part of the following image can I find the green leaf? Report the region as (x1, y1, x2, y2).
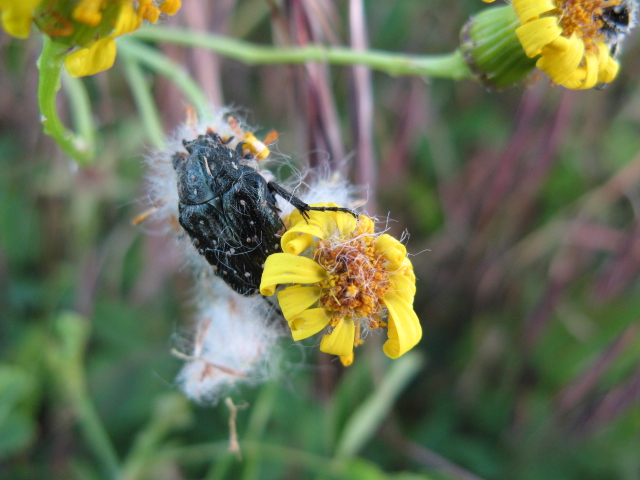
(335, 351, 424, 459)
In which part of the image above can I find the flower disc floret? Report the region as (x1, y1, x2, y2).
(260, 205, 421, 366)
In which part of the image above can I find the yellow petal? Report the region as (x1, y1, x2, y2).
(512, 0, 556, 24)
(114, 2, 143, 37)
(260, 253, 326, 296)
(320, 318, 355, 357)
(334, 210, 358, 236)
(389, 270, 416, 303)
(242, 132, 270, 160)
(289, 308, 331, 340)
(282, 232, 315, 255)
(160, 0, 182, 15)
(276, 285, 321, 321)
(375, 234, 407, 270)
(0, 0, 41, 38)
(340, 352, 354, 366)
(536, 34, 583, 84)
(598, 56, 619, 84)
(515, 17, 562, 57)
(65, 37, 117, 78)
(561, 51, 598, 90)
(357, 215, 375, 234)
(382, 292, 422, 359)
(287, 203, 353, 236)
(138, 0, 160, 23)
(401, 256, 416, 282)
(281, 222, 325, 254)
(72, 0, 103, 26)
(595, 43, 619, 84)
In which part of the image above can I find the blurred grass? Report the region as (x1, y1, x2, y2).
(2, 0, 640, 479)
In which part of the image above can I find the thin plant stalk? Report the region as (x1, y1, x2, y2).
(38, 37, 96, 164)
(132, 27, 472, 80)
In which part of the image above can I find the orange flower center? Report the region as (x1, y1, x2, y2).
(556, 0, 621, 48)
(314, 229, 389, 324)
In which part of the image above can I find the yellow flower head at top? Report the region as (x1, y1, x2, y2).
(260, 206, 422, 366)
(0, 0, 181, 77)
(482, 0, 637, 89)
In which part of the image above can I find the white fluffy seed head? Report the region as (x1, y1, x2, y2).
(174, 278, 284, 405)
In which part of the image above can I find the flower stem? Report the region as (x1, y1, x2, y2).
(132, 27, 473, 80)
(117, 38, 209, 118)
(120, 51, 166, 149)
(37, 37, 95, 165)
(48, 312, 121, 479)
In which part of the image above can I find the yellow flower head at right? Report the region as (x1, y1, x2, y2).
(482, 0, 637, 89)
(260, 205, 422, 366)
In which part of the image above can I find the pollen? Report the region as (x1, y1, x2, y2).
(314, 226, 390, 326)
(558, 0, 621, 48)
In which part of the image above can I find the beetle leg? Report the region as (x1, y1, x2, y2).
(267, 181, 357, 220)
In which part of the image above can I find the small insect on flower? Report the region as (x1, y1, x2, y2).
(173, 131, 356, 296)
(599, 0, 639, 56)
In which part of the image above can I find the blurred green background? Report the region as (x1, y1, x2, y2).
(1, 1, 640, 479)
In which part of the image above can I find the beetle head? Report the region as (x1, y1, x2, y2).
(173, 151, 216, 205)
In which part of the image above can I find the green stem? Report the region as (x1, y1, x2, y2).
(37, 37, 95, 164)
(120, 51, 166, 149)
(117, 38, 209, 118)
(62, 73, 96, 150)
(132, 27, 472, 80)
(49, 312, 120, 479)
(75, 393, 122, 479)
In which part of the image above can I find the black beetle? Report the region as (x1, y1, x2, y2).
(173, 131, 355, 296)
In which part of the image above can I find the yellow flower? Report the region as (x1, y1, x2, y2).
(482, 0, 631, 89)
(0, 0, 181, 77)
(0, 0, 42, 38)
(260, 206, 422, 366)
(64, 0, 181, 77)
